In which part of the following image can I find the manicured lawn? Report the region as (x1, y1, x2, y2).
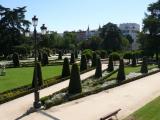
(108, 64, 157, 79)
(0, 65, 62, 92)
(124, 96, 160, 120)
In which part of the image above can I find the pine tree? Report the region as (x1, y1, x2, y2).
(68, 63, 82, 94)
(117, 59, 125, 84)
(80, 55, 87, 72)
(32, 62, 43, 88)
(107, 56, 114, 72)
(95, 57, 102, 78)
(62, 57, 70, 78)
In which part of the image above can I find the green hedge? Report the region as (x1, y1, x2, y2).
(0, 67, 95, 104)
(41, 68, 160, 109)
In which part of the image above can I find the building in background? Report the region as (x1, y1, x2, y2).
(119, 23, 140, 50)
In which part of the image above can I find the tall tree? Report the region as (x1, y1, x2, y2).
(142, 0, 160, 62)
(0, 5, 30, 57)
(99, 22, 123, 51)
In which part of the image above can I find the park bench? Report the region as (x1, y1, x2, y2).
(100, 109, 121, 120)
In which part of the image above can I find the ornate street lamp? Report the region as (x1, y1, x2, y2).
(25, 16, 47, 109)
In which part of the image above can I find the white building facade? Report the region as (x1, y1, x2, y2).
(119, 23, 140, 50)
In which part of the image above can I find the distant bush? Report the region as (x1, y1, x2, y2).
(107, 56, 114, 72)
(62, 58, 70, 78)
(74, 50, 78, 59)
(70, 52, 75, 64)
(95, 50, 107, 59)
(38, 52, 42, 62)
(80, 55, 87, 72)
(32, 62, 43, 88)
(42, 52, 49, 66)
(82, 49, 93, 60)
(110, 52, 120, 61)
(58, 50, 62, 60)
(12, 53, 20, 67)
(141, 57, 148, 73)
(68, 63, 82, 94)
(123, 51, 132, 64)
(95, 57, 102, 78)
(117, 59, 125, 84)
(132, 53, 137, 67)
(91, 52, 97, 67)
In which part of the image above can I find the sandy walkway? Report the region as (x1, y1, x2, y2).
(20, 72, 160, 120)
(0, 64, 107, 120)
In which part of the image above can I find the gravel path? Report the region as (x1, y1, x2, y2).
(0, 64, 107, 120)
(20, 72, 160, 120)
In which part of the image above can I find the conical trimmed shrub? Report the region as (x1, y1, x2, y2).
(117, 59, 125, 84)
(68, 63, 82, 94)
(38, 52, 42, 62)
(107, 56, 114, 72)
(70, 52, 75, 64)
(32, 62, 43, 88)
(140, 57, 148, 73)
(91, 52, 97, 67)
(58, 50, 62, 60)
(41, 52, 49, 66)
(62, 57, 70, 78)
(80, 55, 87, 72)
(95, 57, 102, 78)
(75, 50, 78, 59)
(12, 53, 20, 67)
(132, 54, 137, 67)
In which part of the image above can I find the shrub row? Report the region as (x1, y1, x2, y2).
(42, 69, 160, 109)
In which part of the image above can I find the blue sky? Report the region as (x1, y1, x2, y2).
(1, 0, 158, 32)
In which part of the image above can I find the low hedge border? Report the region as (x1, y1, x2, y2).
(41, 69, 160, 109)
(0, 67, 95, 104)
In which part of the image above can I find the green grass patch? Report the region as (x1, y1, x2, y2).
(0, 65, 62, 92)
(124, 96, 160, 120)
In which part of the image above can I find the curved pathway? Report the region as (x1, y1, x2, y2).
(21, 72, 160, 120)
(0, 64, 107, 120)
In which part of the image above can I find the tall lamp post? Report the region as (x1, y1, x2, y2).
(25, 16, 47, 109)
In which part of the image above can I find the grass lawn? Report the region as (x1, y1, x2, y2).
(0, 65, 62, 92)
(124, 96, 160, 120)
(108, 64, 157, 79)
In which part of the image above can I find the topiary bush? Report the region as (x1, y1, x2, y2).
(107, 56, 114, 72)
(82, 49, 93, 60)
(61, 57, 70, 78)
(110, 52, 120, 61)
(131, 53, 137, 67)
(123, 51, 132, 64)
(117, 59, 125, 84)
(12, 53, 20, 67)
(58, 50, 62, 60)
(95, 57, 102, 78)
(91, 52, 97, 67)
(32, 62, 43, 88)
(70, 52, 75, 64)
(74, 50, 78, 59)
(41, 52, 49, 66)
(68, 63, 82, 94)
(95, 50, 107, 59)
(38, 52, 42, 62)
(80, 54, 87, 72)
(141, 57, 148, 73)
